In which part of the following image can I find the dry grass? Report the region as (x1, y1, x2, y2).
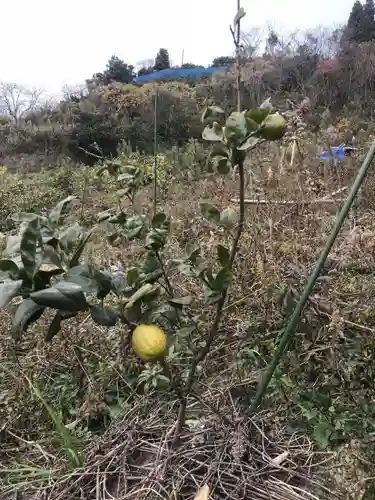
(22, 393, 334, 500)
(2, 136, 375, 499)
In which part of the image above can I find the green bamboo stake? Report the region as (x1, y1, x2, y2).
(250, 139, 375, 411)
(153, 89, 158, 217)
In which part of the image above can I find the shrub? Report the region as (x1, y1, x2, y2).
(0, 96, 287, 451)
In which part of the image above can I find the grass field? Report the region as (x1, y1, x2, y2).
(1, 138, 375, 499)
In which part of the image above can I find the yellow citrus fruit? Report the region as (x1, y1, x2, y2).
(132, 324, 167, 362)
(260, 113, 287, 141)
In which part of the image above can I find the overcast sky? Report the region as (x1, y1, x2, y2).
(2, 0, 355, 96)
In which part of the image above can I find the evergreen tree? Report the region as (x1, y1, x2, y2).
(87, 56, 135, 87)
(212, 56, 235, 67)
(154, 49, 170, 71)
(181, 63, 203, 69)
(103, 56, 135, 84)
(138, 66, 154, 77)
(265, 30, 279, 56)
(363, 0, 375, 40)
(345, 0, 375, 43)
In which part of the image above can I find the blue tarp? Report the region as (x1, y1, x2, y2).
(319, 146, 356, 162)
(135, 66, 228, 83)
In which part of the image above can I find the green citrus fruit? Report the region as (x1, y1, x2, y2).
(260, 113, 287, 141)
(132, 324, 167, 362)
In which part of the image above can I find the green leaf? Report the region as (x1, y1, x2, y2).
(313, 421, 333, 449)
(45, 312, 63, 341)
(94, 270, 112, 300)
(201, 264, 214, 283)
(145, 229, 167, 251)
(152, 212, 169, 230)
(89, 305, 118, 326)
(142, 269, 163, 285)
(203, 287, 222, 305)
(20, 217, 43, 278)
(146, 215, 170, 251)
(217, 245, 230, 266)
(126, 283, 157, 309)
(34, 268, 63, 291)
(0, 279, 23, 308)
(200, 201, 220, 224)
(187, 247, 201, 264)
(41, 245, 63, 270)
(64, 273, 98, 294)
(238, 136, 261, 151)
(245, 108, 271, 125)
(211, 267, 232, 291)
(65, 263, 110, 298)
(142, 252, 161, 273)
(12, 298, 45, 339)
(0, 259, 21, 279)
(49, 196, 77, 227)
(69, 228, 95, 268)
(30, 281, 88, 312)
(140, 303, 171, 324)
(176, 325, 196, 338)
(110, 273, 128, 296)
(210, 142, 230, 158)
(59, 223, 82, 253)
(220, 207, 239, 230)
(201, 105, 225, 123)
(174, 261, 196, 278)
(122, 215, 146, 239)
(213, 155, 231, 175)
(122, 300, 142, 323)
(202, 122, 224, 142)
(224, 112, 247, 146)
(40, 227, 58, 247)
(168, 296, 193, 308)
(45, 310, 77, 341)
(107, 212, 127, 225)
(127, 267, 140, 286)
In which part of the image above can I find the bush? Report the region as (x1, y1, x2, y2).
(0, 174, 65, 231)
(97, 82, 203, 150)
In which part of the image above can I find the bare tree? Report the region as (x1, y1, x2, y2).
(239, 26, 265, 58)
(135, 58, 155, 74)
(61, 83, 88, 102)
(0, 82, 44, 126)
(267, 25, 344, 59)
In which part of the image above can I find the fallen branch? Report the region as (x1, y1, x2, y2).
(230, 198, 345, 205)
(321, 185, 348, 199)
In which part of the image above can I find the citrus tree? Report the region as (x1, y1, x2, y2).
(0, 98, 286, 441)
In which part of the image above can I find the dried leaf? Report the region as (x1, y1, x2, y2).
(194, 484, 210, 500)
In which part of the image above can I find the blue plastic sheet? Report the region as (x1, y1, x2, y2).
(319, 146, 349, 162)
(135, 66, 228, 83)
